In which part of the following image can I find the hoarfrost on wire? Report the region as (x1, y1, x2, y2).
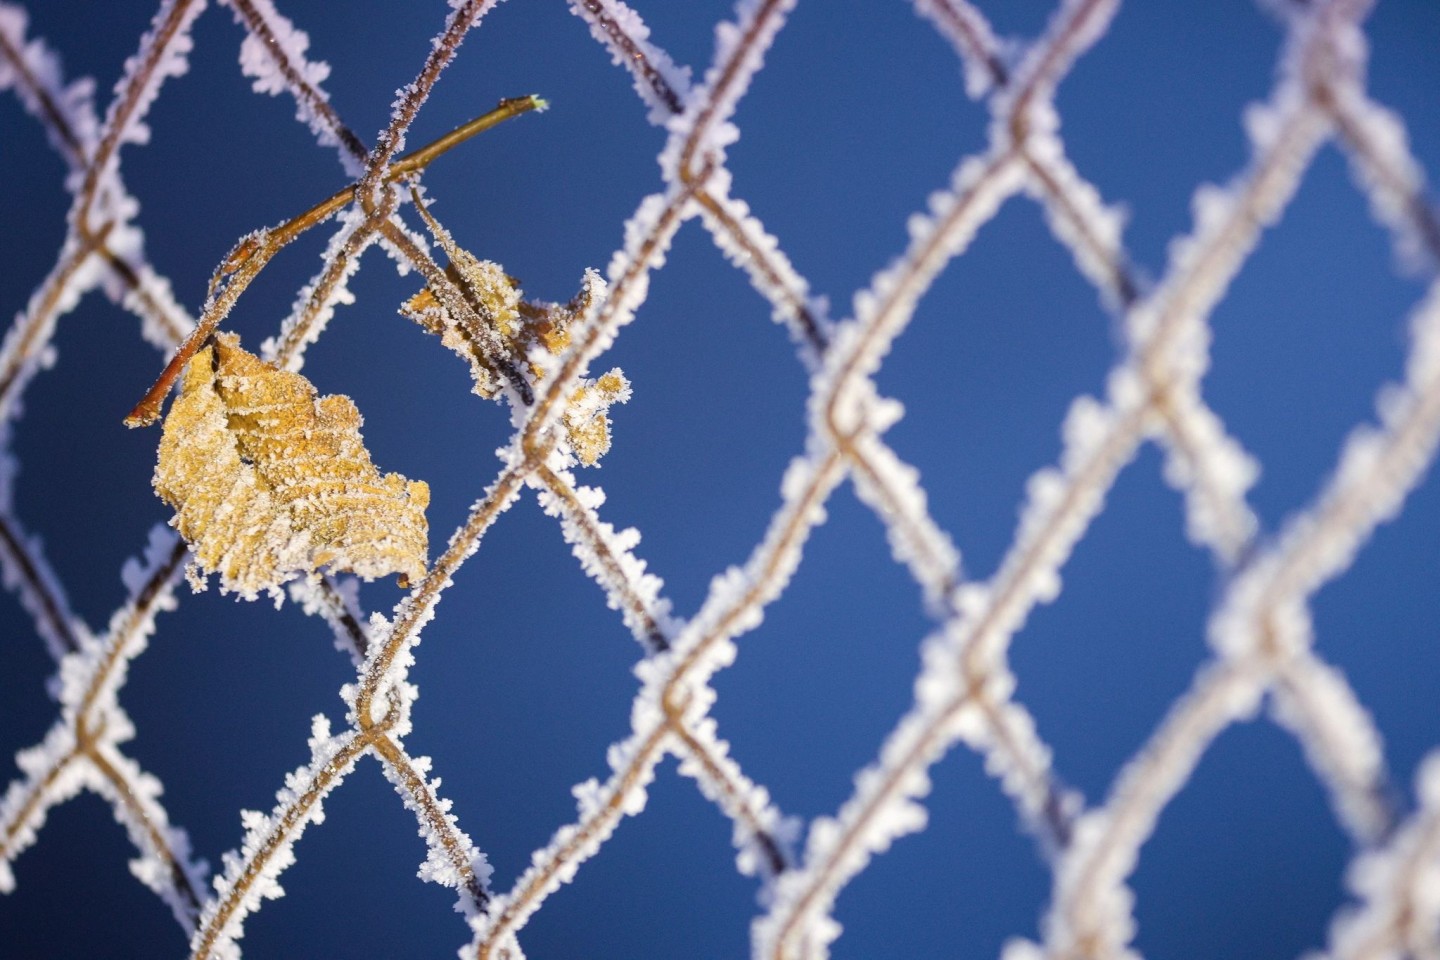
(3, 0, 1440, 958)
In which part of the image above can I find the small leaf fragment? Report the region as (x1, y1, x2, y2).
(564, 369, 631, 467)
(400, 193, 630, 465)
(154, 333, 429, 599)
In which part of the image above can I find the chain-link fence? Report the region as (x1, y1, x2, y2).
(2, 0, 1440, 957)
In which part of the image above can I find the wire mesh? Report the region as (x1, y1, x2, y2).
(1, 0, 1439, 957)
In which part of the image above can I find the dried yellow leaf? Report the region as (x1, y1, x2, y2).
(154, 333, 430, 599)
(399, 191, 629, 466)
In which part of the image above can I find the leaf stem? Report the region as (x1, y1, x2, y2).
(124, 95, 547, 427)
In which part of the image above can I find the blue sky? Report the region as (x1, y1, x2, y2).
(2, 1, 1439, 958)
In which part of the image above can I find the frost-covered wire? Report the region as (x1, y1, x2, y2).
(223, 0, 367, 174)
(5, 0, 1440, 956)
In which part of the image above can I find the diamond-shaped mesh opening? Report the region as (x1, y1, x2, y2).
(712, 484, 929, 819)
(1011, 446, 1210, 802)
(1206, 146, 1424, 529)
(1130, 722, 1350, 960)
(1053, 0, 1278, 272)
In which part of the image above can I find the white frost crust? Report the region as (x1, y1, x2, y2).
(375, 746, 492, 919)
(1330, 82, 1436, 274)
(0, 2, 100, 175)
(909, 0, 1006, 99)
(1137, 82, 1329, 355)
(566, 0, 692, 127)
(756, 612, 1067, 960)
(64, 525, 183, 725)
(0, 720, 96, 894)
(658, 0, 797, 182)
(845, 431, 961, 617)
(694, 181, 831, 370)
(0, 508, 92, 662)
(192, 715, 361, 960)
(120, 260, 196, 351)
(1271, 655, 1390, 844)
(349, 462, 526, 725)
(1154, 381, 1260, 563)
(992, 0, 1119, 122)
(88, 0, 207, 200)
(379, 0, 499, 168)
(1210, 281, 1440, 658)
(500, 183, 692, 472)
(756, 2, 1353, 955)
(1, 527, 184, 900)
(288, 575, 369, 665)
(530, 469, 678, 651)
(1041, 663, 1265, 960)
(1323, 753, 1440, 960)
(225, 0, 363, 177)
(0, 0, 202, 401)
(472, 443, 844, 953)
(470, 726, 672, 958)
(814, 149, 1023, 441)
(0, 235, 98, 431)
(260, 205, 373, 370)
(1031, 8, 1395, 957)
(89, 739, 208, 929)
(1021, 135, 1134, 312)
(675, 713, 798, 887)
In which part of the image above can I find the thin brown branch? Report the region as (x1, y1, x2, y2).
(125, 96, 544, 427)
(362, 0, 499, 182)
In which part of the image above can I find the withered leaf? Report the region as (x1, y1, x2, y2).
(565, 369, 631, 467)
(400, 193, 627, 465)
(154, 332, 430, 599)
